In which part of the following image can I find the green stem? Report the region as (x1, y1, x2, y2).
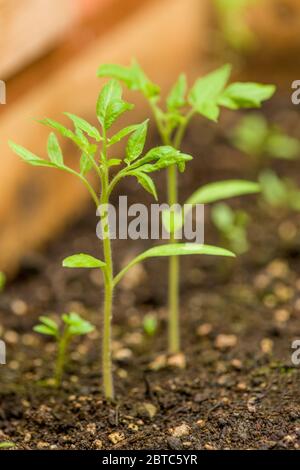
(100, 128, 114, 401)
(54, 333, 70, 387)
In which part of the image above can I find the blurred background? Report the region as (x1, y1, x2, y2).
(1, 0, 300, 276)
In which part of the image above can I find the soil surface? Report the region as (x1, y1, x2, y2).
(1, 96, 300, 450)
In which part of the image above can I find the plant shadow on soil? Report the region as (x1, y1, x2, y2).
(0, 96, 300, 450)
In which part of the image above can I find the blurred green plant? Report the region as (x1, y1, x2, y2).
(34, 313, 95, 387)
(259, 170, 300, 211)
(211, 203, 250, 254)
(143, 313, 158, 337)
(213, 0, 258, 51)
(231, 114, 300, 167)
(0, 272, 6, 292)
(98, 60, 274, 354)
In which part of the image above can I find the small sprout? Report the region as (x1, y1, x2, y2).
(231, 113, 300, 167)
(33, 313, 95, 387)
(211, 203, 250, 255)
(259, 170, 300, 212)
(0, 272, 6, 292)
(143, 314, 158, 337)
(0, 441, 15, 449)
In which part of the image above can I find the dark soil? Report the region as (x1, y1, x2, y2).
(0, 96, 300, 450)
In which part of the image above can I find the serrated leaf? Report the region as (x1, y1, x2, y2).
(167, 74, 187, 111)
(114, 243, 235, 286)
(64, 113, 101, 141)
(98, 60, 160, 99)
(62, 253, 106, 269)
(47, 133, 64, 166)
(186, 180, 260, 205)
(96, 79, 132, 130)
(33, 325, 57, 337)
(131, 171, 158, 200)
(219, 82, 276, 110)
(39, 118, 76, 140)
(9, 141, 57, 168)
(109, 124, 140, 146)
(132, 146, 192, 173)
(126, 120, 148, 163)
(188, 64, 232, 121)
(80, 152, 94, 175)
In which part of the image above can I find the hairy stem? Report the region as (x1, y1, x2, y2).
(54, 333, 69, 387)
(100, 128, 114, 400)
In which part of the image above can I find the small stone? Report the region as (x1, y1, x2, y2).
(197, 323, 213, 337)
(196, 419, 206, 428)
(94, 439, 103, 449)
(86, 423, 96, 435)
(148, 354, 167, 371)
(137, 403, 157, 419)
(169, 424, 191, 438)
(274, 309, 290, 323)
(37, 441, 50, 449)
(4, 330, 19, 344)
(113, 348, 133, 362)
(204, 443, 215, 450)
(167, 436, 182, 450)
(231, 359, 242, 370)
(108, 432, 125, 445)
(247, 397, 257, 413)
(260, 338, 273, 355)
(24, 432, 32, 443)
(237, 382, 247, 391)
(128, 423, 139, 432)
(11, 299, 28, 316)
(215, 334, 237, 350)
(167, 353, 186, 369)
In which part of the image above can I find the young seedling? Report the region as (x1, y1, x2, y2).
(98, 60, 274, 354)
(143, 313, 158, 337)
(211, 203, 250, 255)
(33, 313, 95, 387)
(0, 272, 6, 292)
(0, 442, 15, 449)
(10, 79, 236, 399)
(231, 113, 300, 173)
(259, 170, 300, 212)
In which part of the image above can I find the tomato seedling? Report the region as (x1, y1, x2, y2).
(259, 170, 300, 212)
(10, 79, 236, 399)
(34, 313, 95, 387)
(98, 61, 274, 353)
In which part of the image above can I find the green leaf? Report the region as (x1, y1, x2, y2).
(62, 253, 106, 269)
(133, 146, 192, 173)
(266, 133, 300, 160)
(9, 141, 57, 168)
(259, 170, 289, 207)
(107, 158, 122, 167)
(33, 325, 57, 337)
(47, 133, 64, 166)
(114, 243, 235, 286)
(96, 79, 133, 130)
(125, 120, 148, 163)
(64, 113, 101, 141)
(231, 113, 269, 156)
(62, 312, 95, 336)
(211, 203, 235, 231)
(0, 272, 6, 292)
(143, 314, 158, 337)
(98, 60, 160, 99)
(109, 124, 140, 146)
(80, 152, 94, 175)
(39, 118, 76, 140)
(131, 171, 158, 200)
(167, 74, 187, 111)
(39, 316, 59, 332)
(188, 64, 232, 121)
(219, 82, 276, 110)
(186, 180, 260, 205)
